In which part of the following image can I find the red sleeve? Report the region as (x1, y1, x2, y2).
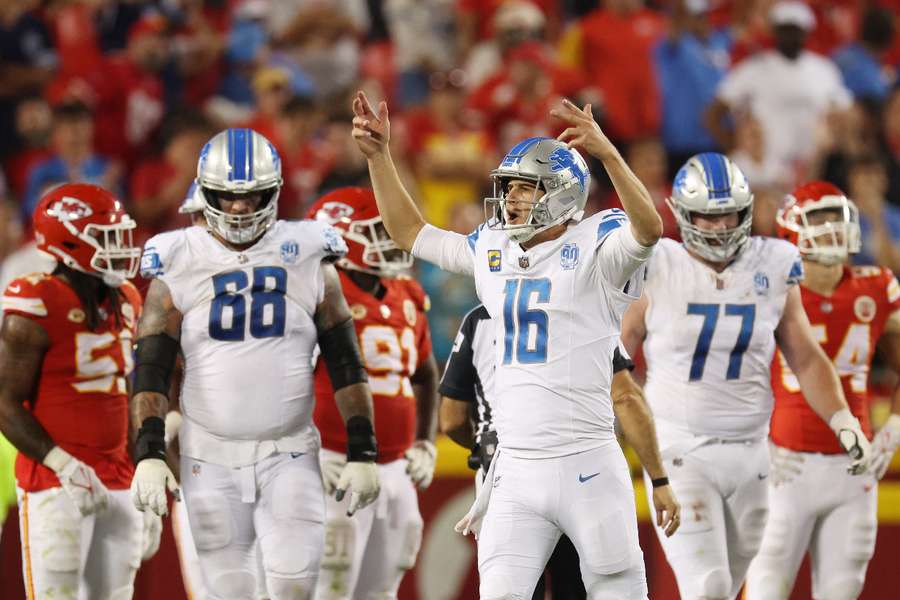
(1, 276, 59, 342)
(882, 268, 900, 313)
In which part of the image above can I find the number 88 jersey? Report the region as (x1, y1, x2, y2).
(141, 220, 347, 466)
(770, 265, 900, 453)
(313, 270, 432, 463)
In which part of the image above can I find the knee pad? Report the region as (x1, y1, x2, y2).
(207, 571, 256, 599)
(586, 564, 648, 600)
(266, 575, 315, 600)
(817, 577, 864, 600)
(699, 568, 731, 600)
(480, 572, 529, 600)
(188, 494, 233, 552)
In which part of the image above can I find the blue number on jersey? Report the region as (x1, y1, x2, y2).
(502, 278, 551, 364)
(209, 267, 288, 341)
(687, 303, 756, 381)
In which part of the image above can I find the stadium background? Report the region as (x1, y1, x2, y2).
(1, 0, 899, 597)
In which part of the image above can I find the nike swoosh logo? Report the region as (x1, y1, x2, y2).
(8, 284, 20, 292)
(758, 473, 768, 480)
(578, 472, 602, 483)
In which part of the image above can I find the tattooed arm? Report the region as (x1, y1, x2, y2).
(0, 315, 52, 461)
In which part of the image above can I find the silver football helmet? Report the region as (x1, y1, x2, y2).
(178, 182, 204, 214)
(484, 137, 590, 243)
(196, 128, 282, 244)
(668, 152, 753, 262)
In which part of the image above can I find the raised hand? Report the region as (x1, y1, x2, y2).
(351, 91, 391, 158)
(551, 99, 616, 161)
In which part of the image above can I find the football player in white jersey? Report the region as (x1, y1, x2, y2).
(352, 91, 663, 600)
(620, 153, 872, 600)
(128, 128, 381, 600)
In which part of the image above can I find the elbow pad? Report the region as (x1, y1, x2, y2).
(319, 319, 368, 391)
(133, 333, 179, 397)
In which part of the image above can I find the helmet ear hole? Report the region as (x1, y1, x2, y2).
(63, 241, 79, 250)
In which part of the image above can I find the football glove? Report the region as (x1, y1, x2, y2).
(829, 409, 872, 475)
(405, 440, 436, 489)
(870, 414, 900, 480)
(131, 458, 179, 516)
(335, 462, 379, 516)
(320, 451, 346, 496)
(44, 446, 109, 516)
(141, 510, 163, 561)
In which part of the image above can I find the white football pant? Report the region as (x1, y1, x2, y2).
(180, 452, 325, 600)
(745, 446, 877, 600)
(16, 487, 142, 600)
(644, 440, 769, 600)
(314, 451, 423, 600)
(477, 442, 648, 600)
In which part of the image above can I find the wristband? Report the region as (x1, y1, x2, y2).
(135, 416, 167, 463)
(346, 416, 377, 462)
(43, 446, 73, 474)
(651, 477, 669, 488)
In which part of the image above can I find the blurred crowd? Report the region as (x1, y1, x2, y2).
(3, 0, 900, 357)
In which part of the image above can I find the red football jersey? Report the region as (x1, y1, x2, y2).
(1, 273, 142, 491)
(770, 265, 900, 453)
(313, 271, 432, 463)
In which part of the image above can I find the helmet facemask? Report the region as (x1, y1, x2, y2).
(667, 197, 753, 263)
(484, 176, 583, 244)
(779, 196, 861, 266)
(202, 186, 279, 245)
(341, 216, 413, 277)
(45, 217, 141, 287)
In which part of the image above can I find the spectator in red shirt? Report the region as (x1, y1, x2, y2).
(560, 0, 666, 144)
(128, 111, 214, 248)
(274, 95, 331, 218)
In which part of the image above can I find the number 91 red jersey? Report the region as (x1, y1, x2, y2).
(770, 265, 900, 454)
(1, 273, 142, 491)
(313, 271, 432, 463)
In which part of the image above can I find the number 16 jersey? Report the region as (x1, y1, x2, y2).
(642, 237, 803, 450)
(141, 221, 347, 467)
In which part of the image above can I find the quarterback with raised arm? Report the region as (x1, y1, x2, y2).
(353, 91, 662, 599)
(129, 128, 379, 600)
(0, 183, 145, 599)
(621, 157, 871, 600)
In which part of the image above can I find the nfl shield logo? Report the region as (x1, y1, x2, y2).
(280, 241, 300, 264)
(560, 243, 579, 270)
(519, 256, 530, 269)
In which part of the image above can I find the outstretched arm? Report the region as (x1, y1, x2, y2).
(351, 91, 426, 251)
(552, 99, 663, 246)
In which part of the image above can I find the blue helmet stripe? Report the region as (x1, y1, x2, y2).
(246, 128, 253, 180)
(500, 137, 548, 168)
(699, 152, 731, 200)
(226, 129, 234, 181)
(230, 128, 250, 181)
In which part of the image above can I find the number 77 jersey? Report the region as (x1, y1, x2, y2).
(771, 265, 900, 453)
(641, 237, 804, 445)
(140, 221, 347, 467)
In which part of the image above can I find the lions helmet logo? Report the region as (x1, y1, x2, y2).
(548, 147, 587, 192)
(315, 201, 354, 225)
(47, 196, 94, 222)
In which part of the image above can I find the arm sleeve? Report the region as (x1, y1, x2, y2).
(438, 310, 480, 402)
(595, 215, 654, 291)
(613, 343, 635, 373)
(411, 224, 475, 276)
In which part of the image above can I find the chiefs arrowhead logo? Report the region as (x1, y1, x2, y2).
(47, 197, 94, 222)
(315, 201, 354, 225)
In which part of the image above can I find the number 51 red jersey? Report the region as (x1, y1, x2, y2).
(770, 265, 900, 453)
(313, 271, 432, 463)
(2, 273, 142, 491)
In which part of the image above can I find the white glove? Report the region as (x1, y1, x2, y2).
(405, 440, 437, 489)
(869, 414, 900, 480)
(770, 444, 805, 486)
(44, 446, 109, 516)
(320, 451, 346, 496)
(141, 510, 163, 561)
(335, 461, 379, 516)
(829, 409, 872, 475)
(131, 458, 179, 516)
(164, 410, 183, 446)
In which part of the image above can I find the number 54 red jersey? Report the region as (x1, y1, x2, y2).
(2, 273, 142, 491)
(313, 271, 432, 463)
(770, 265, 900, 453)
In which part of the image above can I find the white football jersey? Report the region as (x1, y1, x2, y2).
(141, 221, 347, 467)
(414, 209, 651, 458)
(642, 237, 803, 451)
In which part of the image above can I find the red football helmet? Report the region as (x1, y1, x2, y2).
(307, 187, 413, 278)
(776, 181, 861, 266)
(32, 183, 140, 287)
